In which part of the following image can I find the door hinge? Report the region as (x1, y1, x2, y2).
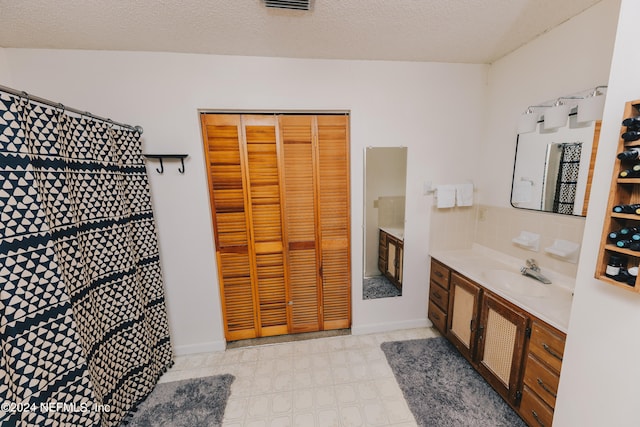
(525, 327, 532, 338)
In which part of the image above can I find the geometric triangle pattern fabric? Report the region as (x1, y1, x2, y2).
(0, 92, 173, 427)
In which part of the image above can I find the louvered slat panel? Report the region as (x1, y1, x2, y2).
(280, 115, 320, 332)
(202, 114, 257, 340)
(255, 253, 287, 327)
(320, 246, 350, 328)
(244, 118, 289, 335)
(317, 115, 351, 329)
(219, 252, 255, 333)
(288, 249, 320, 332)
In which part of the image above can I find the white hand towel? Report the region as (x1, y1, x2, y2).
(456, 183, 474, 207)
(436, 185, 456, 208)
(512, 180, 533, 203)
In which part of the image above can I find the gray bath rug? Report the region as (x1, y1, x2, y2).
(126, 374, 235, 427)
(381, 337, 526, 427)
(363, 275, 401, 299)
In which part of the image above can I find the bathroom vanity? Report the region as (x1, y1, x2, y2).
(428, 248, 572, 426)
(379, 228, 404, 290)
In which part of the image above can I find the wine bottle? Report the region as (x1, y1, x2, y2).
(619, 226, 640, 236)
(622, 117, 640, 128)
(619, 169, 640, 178)
(618, 148, 640, 161)
(606, 254, 627, 278)
(613, 204, 640, 214)
(609, 230, 622, 241)
(615, 240, 640, 250)
(627, 266, 638, 286)
(622, 131, 640, 142)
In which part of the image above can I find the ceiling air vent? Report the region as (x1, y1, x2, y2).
(264, 0, 311, 11)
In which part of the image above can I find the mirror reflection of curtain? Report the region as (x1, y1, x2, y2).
(553, 142, 582, 215)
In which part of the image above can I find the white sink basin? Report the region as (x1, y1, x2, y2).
(482, 269, 551, 297)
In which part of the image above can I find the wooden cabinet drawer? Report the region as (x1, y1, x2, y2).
(520, 385, 554, 427)
(428, 300, 447, 334)
(529, 321, 566, 374)
(430, 258, 450, 289)
(429, 281, 449, 312)
(523, 354, 560, 409)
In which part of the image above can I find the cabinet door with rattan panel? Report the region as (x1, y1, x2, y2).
(476, 292, 529, 406)
(316, 115, 351, 330)
(446, 272, 482, 363)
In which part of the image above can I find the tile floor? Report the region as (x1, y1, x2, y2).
(159, 327, 441, 427)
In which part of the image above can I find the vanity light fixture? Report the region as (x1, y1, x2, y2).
(577, 85, 608, 123)
(543, 98, 575, 130)
(517, 106, 544, 134)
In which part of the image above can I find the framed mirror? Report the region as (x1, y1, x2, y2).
(511, 114, 601, 216)
(363, 147, 407, 300)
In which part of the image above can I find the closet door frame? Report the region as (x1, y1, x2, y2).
(201, 110, 351, 341)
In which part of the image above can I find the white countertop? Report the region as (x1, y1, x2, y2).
(380, 226, 404, 241)
(430, 245, 574, 333)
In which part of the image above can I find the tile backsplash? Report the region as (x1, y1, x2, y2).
(378, 196, 405, 228)
(430, 204, 586, 278)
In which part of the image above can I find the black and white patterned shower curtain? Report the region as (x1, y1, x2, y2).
(552, 142, 582, 215)
(0, 93, 173, 426)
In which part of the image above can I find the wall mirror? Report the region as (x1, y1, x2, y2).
(511, 114, 601, 216)
(363, 147, 407, 300)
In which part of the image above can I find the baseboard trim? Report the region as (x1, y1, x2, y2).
(351, 318, 431, 335)
(173, 340, 226, 356)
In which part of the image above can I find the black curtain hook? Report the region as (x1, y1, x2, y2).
(156, 157, 164, 174)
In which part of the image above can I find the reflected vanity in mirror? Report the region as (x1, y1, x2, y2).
(363, 147, 408, 299)
(511, 114, 601, 216)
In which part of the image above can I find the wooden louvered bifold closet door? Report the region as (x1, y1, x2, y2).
(279, 116, 321, 333)
(203, 113, 350, 341)
(316, 116, 351, 330)
(202, 115, 256, 340)
(243, 115, 290, 337)
(202, 114, 289, 340)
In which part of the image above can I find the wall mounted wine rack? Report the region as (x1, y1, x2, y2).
(596, 100, 640, 292)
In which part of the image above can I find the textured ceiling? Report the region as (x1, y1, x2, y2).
(0, 0, 602, 64)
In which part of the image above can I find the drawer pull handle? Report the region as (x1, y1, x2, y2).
(435, 271, 444, 278)
(543, 343, 563, 361)
(531, 409, 545, 427)
(536, 378, 557, 398)
(433, 291, 441, 299)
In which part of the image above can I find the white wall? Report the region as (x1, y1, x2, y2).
(480, 0, 620, 209)
(554, 1, 640, 425)
(2, 49, 488, 351)
(0, 48, 12, 83)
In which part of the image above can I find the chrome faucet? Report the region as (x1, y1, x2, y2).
(520, 258, 552, 284)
